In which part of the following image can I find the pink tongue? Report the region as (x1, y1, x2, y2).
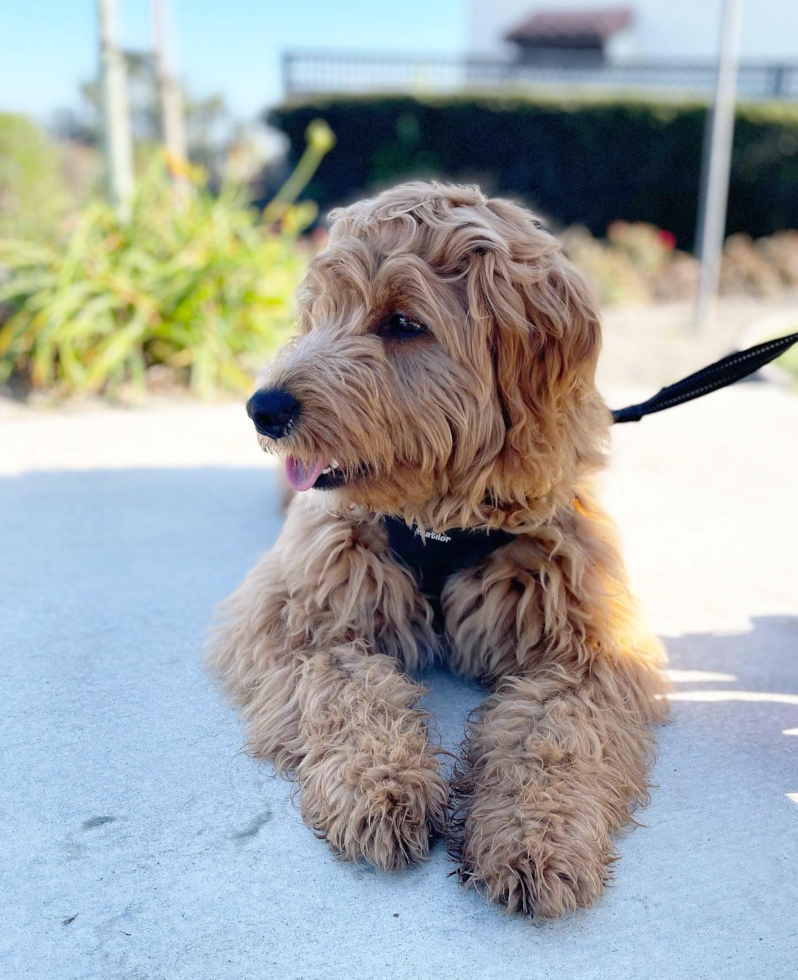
(285, 455, 328, 492)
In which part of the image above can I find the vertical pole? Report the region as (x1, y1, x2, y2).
(694, 0, 743, 328)
(772, 64, 785, 99)
(282, 52, 293, 99)
(98, 0, 135, 210)
(151, 0, 188, 171)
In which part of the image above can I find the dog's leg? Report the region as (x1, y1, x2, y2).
(292, 642, 447, 869)
(208, 501, 447, 871)
(446, 500, 668, 917)
(218, 634, 446, 870)
(451, 667, 659, 917)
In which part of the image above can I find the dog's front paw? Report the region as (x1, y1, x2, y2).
(301, 758, 449, 872)
(455, 812, 610, 918)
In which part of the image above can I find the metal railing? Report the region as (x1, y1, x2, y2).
(282, 51, 798, 102)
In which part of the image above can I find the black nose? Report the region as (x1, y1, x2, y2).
(246, 387, 301, 439)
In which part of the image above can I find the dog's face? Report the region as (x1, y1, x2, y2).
(247, 182, 607, 527)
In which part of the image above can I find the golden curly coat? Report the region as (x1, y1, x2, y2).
(207, 182, 669, 918)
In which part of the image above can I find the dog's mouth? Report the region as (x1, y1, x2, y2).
(285, 455, 368, 492)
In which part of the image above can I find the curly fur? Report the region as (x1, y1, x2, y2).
(207, 181, 669, 917)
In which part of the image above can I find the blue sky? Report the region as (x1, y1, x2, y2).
(2, 0, 466, 123)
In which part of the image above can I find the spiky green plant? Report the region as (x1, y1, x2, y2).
(0, 119, 335, 397)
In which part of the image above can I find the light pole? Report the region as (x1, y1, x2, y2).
(694, 0, 743, 328)
(97, 0, 135, 211)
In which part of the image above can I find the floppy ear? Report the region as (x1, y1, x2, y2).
(466, 233, 605, 498)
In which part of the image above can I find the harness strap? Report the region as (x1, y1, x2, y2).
(384, 515, 514, 604)
(611, 331, 798, 424)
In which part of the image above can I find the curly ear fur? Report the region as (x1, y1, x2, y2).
(465, 199, 608, 509)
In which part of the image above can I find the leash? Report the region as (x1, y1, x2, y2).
(387, 330, 797, 595)
(611, 331, 798, 424)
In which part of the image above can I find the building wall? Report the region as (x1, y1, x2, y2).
(467, 0, 798, 61)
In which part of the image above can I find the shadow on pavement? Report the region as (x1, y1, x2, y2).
(2, 466, 797, 980)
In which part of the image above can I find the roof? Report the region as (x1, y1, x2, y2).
(506, 6, 633, 44)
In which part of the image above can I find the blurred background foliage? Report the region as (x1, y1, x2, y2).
(2, 85, 798, 399)
(270, 95, 798, 250)
(0, 119, 334, 398)
(563, 222, 798, 306)
(0, 113, 85, 241)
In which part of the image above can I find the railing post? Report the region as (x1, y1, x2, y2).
(771, 64, 786, 98)
(282, 52, 293, 99)
(275, 49, 795, 105)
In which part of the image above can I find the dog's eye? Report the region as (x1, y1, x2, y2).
(380, 312, 428, 340)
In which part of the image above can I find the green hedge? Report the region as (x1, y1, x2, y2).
(269, 95, 798, 249)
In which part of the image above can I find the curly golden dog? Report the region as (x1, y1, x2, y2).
(207, 182, 669, 918)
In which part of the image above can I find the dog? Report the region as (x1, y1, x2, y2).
(207, 182, 669, 918)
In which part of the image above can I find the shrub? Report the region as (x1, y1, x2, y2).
(561, 222, 798, 307)
(560, 225, 651, 305)
(0, 113, 70, 240)
(0, 119, 335, 398)
(0, 164, 312, 397)
(561, 222, 699, 306)
(720, 233, 783, 296)
(269, 95, 798, 250)
(755, 231, 798, 288)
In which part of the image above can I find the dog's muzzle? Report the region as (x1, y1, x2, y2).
(246, 387, 301, 440)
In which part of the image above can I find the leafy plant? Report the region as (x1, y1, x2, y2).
(0, 120, 334, 398)
(0, 113, 70, 240)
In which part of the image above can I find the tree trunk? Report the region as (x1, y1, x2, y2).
(97, 0, 135, 210)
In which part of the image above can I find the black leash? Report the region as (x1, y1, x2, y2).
(384, 331, 797, 601)
(611, 331, 798, 424)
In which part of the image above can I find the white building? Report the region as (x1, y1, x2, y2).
(284, 2, 798, 100)
(467, 0, 798, 62)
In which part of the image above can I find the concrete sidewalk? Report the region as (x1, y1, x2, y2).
(1, 383, 797, 980)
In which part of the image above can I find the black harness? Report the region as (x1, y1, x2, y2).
(384, 516, 514, 608)
(385, 331, 798, 599)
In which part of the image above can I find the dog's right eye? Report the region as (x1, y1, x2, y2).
(379, 313, 428, 340)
